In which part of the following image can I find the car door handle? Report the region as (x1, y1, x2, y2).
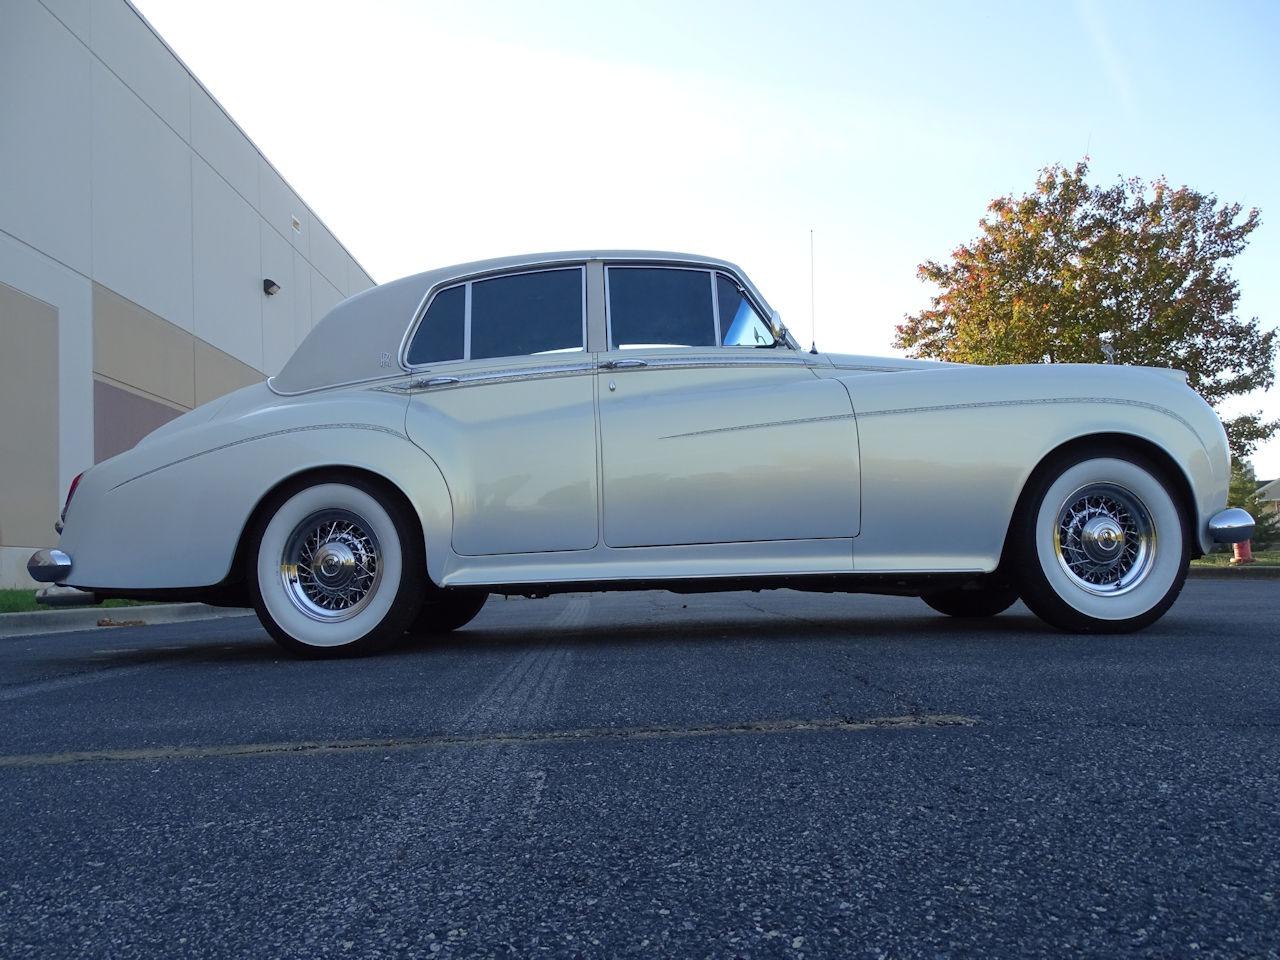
(602, 359, 648, 370)
(417, 376, 460, 388)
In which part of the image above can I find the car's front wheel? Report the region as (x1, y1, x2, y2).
(1010, 448, 1190, 633)
(248, 477, 425, 657)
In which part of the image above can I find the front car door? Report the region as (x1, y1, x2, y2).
(597, 264, 860, 549)
(403, 265, 599, 556)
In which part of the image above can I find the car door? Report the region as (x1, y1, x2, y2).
(597, 265, 859, 549)
(403, 266, 599, 556)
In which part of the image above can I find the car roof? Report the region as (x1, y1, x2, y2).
(269, 250, 765, 395)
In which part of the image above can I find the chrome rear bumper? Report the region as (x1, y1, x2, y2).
(1207, 508, 1255, 544)
(27, 548, 72, 584)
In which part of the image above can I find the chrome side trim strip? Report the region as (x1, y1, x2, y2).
(113, 423, 408, 490)
(855, 397, 1197, 434)
(830, 363, 910, 373)
(662, 397, 1197, 441)
(605, 355, 810, 372)
(398, 361, 596, 393)
(663, 413, 855, 440)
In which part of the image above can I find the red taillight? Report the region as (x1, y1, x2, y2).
(62, 471, 85, 519)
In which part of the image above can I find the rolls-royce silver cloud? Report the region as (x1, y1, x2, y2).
(28, 251, 1254, 655)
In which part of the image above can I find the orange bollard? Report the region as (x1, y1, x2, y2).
(1232, 539, 1256, 565)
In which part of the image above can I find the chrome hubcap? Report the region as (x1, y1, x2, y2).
(1054, 483, 1155, 595)
(280, 510, 381, 621)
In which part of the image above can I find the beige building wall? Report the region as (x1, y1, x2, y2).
(0, 0, 377, 587)
(90, 283, 266, 462)
(0, 282, 60, 553)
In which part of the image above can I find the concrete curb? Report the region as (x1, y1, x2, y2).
(0, 603, 252, 639)
(1188, 565, 1280, 581)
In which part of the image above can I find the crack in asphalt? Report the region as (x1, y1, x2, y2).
(0, 714, 978, 768)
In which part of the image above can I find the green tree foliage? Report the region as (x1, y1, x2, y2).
(1229, 460, 1280, 546)
(895, 160, 1276, 460)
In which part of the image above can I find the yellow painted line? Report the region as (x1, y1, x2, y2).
(0, 714, 977, 768)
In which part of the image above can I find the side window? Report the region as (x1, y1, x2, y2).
(406, 268, 584, 365)
(608, 267, 715, 349)
(471, 268, 584, 360)
(406, 284, 464, 365)
(717, 274, 774, 347)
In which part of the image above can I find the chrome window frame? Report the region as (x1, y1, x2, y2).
(402, 265, 588, 370)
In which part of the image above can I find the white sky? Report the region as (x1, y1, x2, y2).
(134, 0, 1280, 477)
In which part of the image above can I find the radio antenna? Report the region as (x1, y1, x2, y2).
(809, 228, 818, 354)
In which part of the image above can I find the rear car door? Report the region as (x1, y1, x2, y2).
(403, 266, 599, 556)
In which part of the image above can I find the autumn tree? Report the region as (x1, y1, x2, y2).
(895, 160, 1276, 460)
(1228, 460, 1279, 547)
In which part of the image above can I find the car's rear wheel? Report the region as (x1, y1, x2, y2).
(1010, 449, 1189, 633)
(922, 583, 1019, 618)
(248, 477, 425, 657)
(408, 589, 488, 636)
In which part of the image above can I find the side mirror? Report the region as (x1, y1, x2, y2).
(769, 310, 787, 345)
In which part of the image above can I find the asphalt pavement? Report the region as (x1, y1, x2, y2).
(0, 582, 1277, 959)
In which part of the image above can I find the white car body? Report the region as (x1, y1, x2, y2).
(29, 251, 1252, 647)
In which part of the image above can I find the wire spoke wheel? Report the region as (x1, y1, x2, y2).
(280, 509, 382, 622)
(1054, 482, 1155, 596)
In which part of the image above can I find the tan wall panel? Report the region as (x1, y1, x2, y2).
(0, 282, 60, 548)
(93, 282, 195, 408)
(195, 338, 264, 406)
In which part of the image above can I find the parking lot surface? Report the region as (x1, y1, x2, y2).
(1, 581, 1277, 958)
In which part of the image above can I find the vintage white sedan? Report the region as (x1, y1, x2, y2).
(29, 251, 1253, 655)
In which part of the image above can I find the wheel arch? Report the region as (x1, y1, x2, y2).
(225, 465, 437, 603)
(1000, 431, 1200, 570)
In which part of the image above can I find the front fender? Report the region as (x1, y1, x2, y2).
(838, 364, 1230, 572)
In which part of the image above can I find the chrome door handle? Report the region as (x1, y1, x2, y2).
(417, 376, 460, 388)
(602, 359, 648, 370)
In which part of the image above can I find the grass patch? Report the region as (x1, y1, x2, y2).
(0, 589, 153, 615)
(1192, 549, 1280, 568)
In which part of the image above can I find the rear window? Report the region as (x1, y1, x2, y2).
(470, 269, 583, 360)
(406, 268, 584, 365)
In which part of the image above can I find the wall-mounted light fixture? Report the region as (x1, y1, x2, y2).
(263, 278, 281, 296)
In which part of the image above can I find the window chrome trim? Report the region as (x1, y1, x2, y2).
(709, 270, 722, 346)
(598, 354, 811, 373)
(404, 359, 597, 393)
(402, 265, 588, 371)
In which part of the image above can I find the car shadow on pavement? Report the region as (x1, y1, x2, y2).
(423, 610, 1058, 652)
(22, 604, 1184, 672)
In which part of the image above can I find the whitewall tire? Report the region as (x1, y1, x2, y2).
(1011, 450, 1190, 633)
(248, 477, 425, 656)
